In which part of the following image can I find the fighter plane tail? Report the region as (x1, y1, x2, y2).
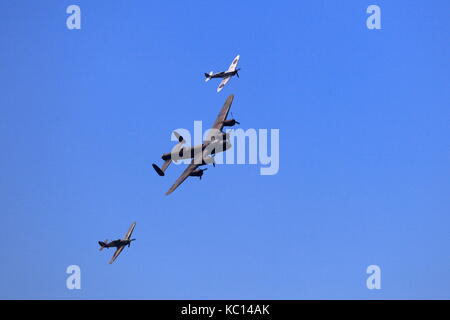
(204, 71, 213, 82)
(98, 240, 108, 251)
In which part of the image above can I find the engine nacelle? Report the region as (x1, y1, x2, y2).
(223, 119, 239, 127)
(162, 152, 171, 161)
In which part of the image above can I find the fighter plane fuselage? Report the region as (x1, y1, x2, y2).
(209, 70, 238, 79)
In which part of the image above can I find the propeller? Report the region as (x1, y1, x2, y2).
(236, 68, 241, 78)
(128, 239, 136, 248)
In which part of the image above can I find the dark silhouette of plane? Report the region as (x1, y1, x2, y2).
(152, 94, 240, 195)
(204, 55, 240, 92)
(98, 222, 136, 264)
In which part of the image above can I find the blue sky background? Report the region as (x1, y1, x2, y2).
(0, 0, 449, 299)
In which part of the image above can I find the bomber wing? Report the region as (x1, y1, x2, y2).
(205, 94, 234, 142)
(165, 158, 201, 196)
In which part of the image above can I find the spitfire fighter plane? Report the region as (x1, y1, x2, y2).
(204, 55, 240, 92)
(152, 94, 240, 195)
(98, 222, 136, 264)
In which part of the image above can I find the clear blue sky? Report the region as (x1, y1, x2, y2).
(0, 0, 449, 299)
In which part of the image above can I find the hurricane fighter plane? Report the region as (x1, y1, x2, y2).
(152, 94, 240, 195)
(98, 222, 136, 264)
(204, 55, 240, 92)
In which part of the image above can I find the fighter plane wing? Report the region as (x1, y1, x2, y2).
(165, 159, 200, 195)
(109, 246, 125, 264)
(227, 55, 240, 72)
(124, 222, 136, 240)
(217, 76, 231, 92)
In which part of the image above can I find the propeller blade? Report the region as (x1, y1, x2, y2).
(230, 113, 240, 125)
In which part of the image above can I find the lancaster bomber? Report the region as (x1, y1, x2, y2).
(152, 94, 239, 195)
(98, 222, 136, 264)
(204, 55, 240, 92)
